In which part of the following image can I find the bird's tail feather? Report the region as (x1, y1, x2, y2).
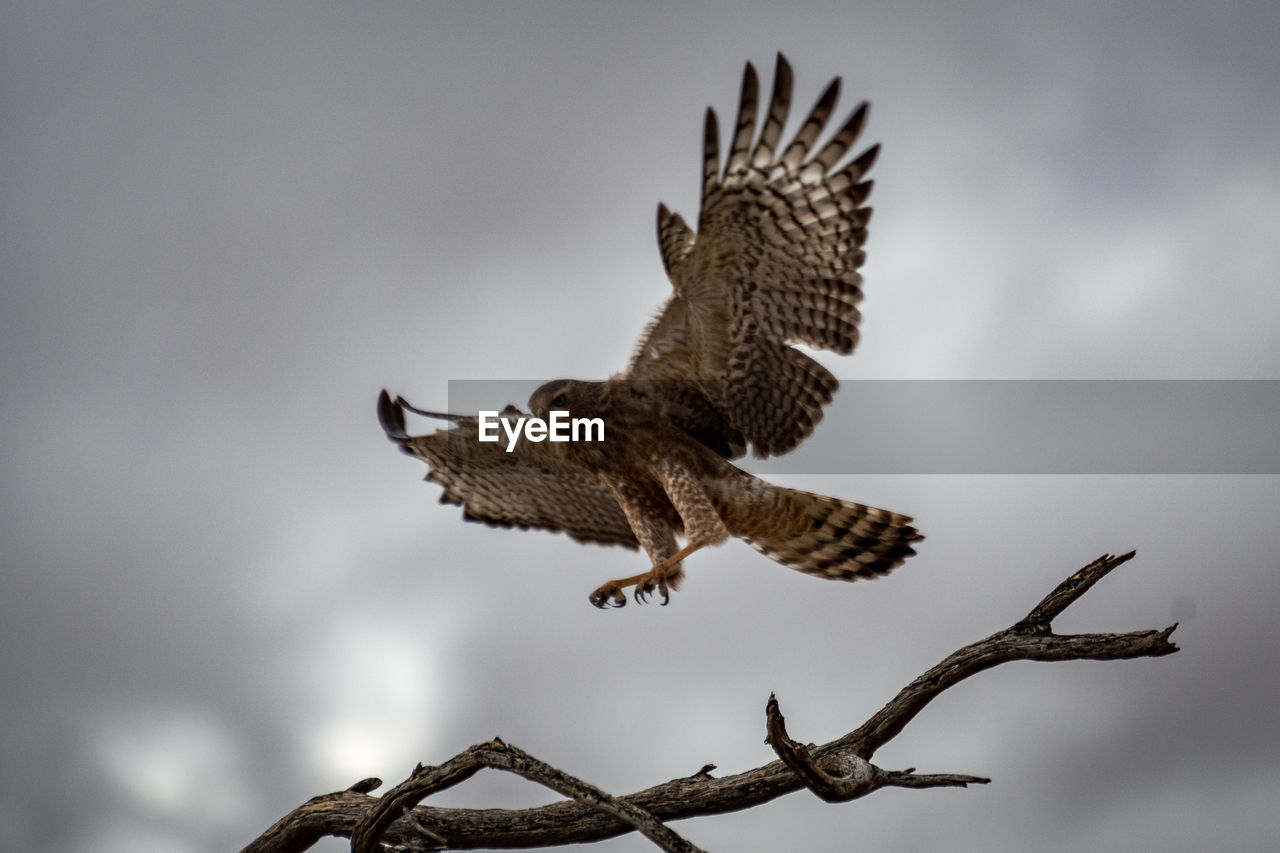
(726, 481, 922, 581)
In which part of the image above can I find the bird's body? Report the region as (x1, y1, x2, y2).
(380, 54, 922, 606)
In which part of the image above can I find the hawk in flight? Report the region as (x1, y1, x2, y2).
(379, 54, 921, 607)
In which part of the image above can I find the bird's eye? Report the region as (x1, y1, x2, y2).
(551, 394, 566, 408)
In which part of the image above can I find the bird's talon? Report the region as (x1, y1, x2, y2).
(590, 583, 627, 609)
(630, 571, 672, 606)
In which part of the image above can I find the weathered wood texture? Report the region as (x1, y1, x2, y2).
(240, 552, 1177, 852)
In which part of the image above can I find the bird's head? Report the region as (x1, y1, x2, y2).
(528, 379, 586, 420)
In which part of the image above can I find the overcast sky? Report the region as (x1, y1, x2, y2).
(3, 2, 1279, 852)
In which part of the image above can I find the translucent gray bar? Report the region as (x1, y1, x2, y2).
(433, 380, 1279, 474)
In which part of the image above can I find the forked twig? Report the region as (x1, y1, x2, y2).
(765, 694, 989, 801)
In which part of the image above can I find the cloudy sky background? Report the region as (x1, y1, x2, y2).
(4, 2, 1279, 851)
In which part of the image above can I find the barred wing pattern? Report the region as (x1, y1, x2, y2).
(378, 57, 918, 606)
(629, 53, 878, 457)
(377, 392, 639, 549)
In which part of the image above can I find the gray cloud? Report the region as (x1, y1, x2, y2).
(3, 2, 1279, 851)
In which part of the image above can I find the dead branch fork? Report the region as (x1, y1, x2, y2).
(240, 552, 1177, 852)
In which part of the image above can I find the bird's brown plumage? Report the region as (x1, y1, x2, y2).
(380, 54, 921, 606)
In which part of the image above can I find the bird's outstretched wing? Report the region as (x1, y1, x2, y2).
(628, 52, 878, 458)
(377, 391, 639, 548)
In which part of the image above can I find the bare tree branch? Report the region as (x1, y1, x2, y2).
(828, 551, 1177, 759)
(349, 739, 704, 853)
(240, 552, 1178, 852)
(764, 693, 989, 802)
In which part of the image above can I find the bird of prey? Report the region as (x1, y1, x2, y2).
(379, 53, 921, 607)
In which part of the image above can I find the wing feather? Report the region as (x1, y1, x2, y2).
(723, 61, 759, 179)
(700, 108, 719, 208)
(630, 53, 878, 457)
(377, 391, 639, 548)
(751, 54, 792, 168)
(655, 203, 696, 286)
(779, 74, 839, 173)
